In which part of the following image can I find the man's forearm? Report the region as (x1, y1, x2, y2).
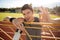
(9, 18, 16, 22)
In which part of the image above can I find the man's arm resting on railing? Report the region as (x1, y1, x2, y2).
(10, 18, 25, 32)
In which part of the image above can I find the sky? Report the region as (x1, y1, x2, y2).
(0, 0, 60, 8)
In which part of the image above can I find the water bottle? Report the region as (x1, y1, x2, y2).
(13, 29, 22, 40)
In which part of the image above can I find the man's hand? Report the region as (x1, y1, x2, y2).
(38, 7, 51, 22)
(12, 18, 25, 31)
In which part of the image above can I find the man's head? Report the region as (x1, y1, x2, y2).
(21, 4, 33, 19)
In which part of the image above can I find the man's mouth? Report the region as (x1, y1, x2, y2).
(25, 17, 30, 21)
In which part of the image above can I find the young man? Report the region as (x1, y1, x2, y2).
(10, 4, 50, 40)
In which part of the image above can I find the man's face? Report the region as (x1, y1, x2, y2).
(22, 9, 33, 20)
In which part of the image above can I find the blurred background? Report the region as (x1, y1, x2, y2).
(0, 0, 60, 20)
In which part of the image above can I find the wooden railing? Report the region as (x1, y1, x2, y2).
(0, 21, 60, 40)
(0, 37, 4, 40)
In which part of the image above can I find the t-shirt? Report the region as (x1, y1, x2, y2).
(23, 17, 41, 40)
(9, 17, 42, 40)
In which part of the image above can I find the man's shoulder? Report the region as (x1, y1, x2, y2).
(34, 17, 39, 22)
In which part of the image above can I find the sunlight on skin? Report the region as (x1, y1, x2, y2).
(39, 7, 51, 22)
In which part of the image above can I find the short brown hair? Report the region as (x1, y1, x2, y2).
(21, 4, 33, 13)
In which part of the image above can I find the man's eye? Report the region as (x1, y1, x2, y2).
(27, 12, 30, 14)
